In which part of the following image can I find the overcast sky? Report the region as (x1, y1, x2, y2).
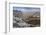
(13, 7, 40, 12)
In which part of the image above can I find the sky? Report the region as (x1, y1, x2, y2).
(13, 7, 40, 12)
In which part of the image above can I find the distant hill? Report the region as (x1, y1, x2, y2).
(22, 12, 40, 18)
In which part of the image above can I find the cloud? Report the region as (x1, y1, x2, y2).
(13, 7, 40, 12)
